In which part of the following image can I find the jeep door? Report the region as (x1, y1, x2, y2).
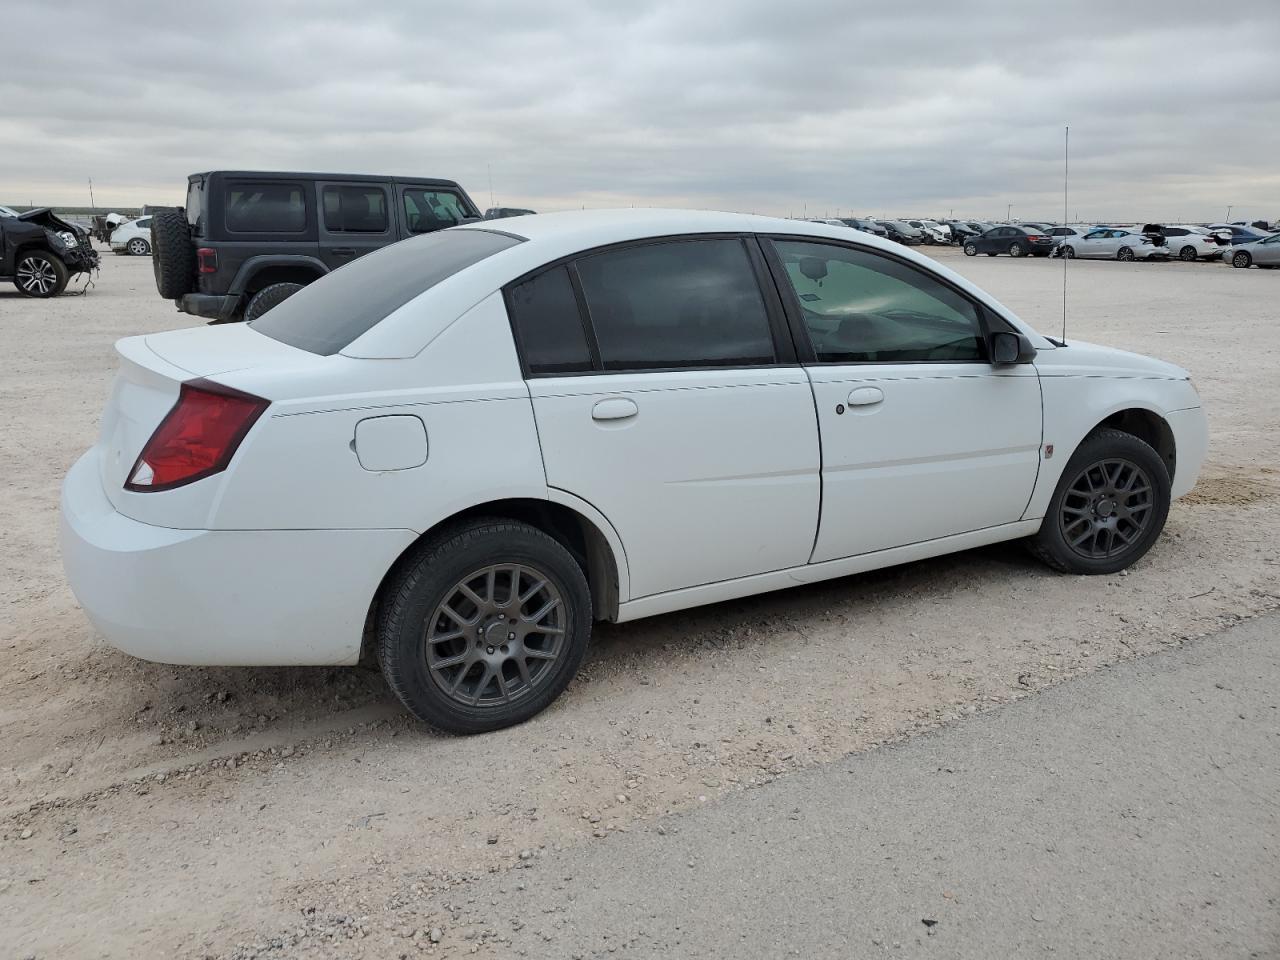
(315, 181, 394, 270)
(764, 237, 1042, 562)
(507, 236, 822, 600)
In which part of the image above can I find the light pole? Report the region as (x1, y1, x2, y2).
(1006, 203, 1012, 222)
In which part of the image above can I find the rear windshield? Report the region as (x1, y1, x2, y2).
(250, 228, 523, 355)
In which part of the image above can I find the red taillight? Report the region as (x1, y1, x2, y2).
(125, 380, 268, 492)
(1026, 235, 1043, 241)
(196, 247, 218, 274)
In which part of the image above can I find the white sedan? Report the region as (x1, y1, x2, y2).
(109, 216, 153, 256)
(61, 210, 1207, 733)
(1159, 225, 1226, 262)
(1057, 228, 1170, 261)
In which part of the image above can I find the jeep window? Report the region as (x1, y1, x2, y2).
(403, 189, 469, 234)
(322, 185, 389, 233)
(225, 183, 305, 233)
(250, 228, 522, 355)
(185, 179, 205, 235)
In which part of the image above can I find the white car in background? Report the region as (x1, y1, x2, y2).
(1158, 226, 1226, 262)
(60, 209, 1206, 733)
(109, 216, 153, 256)
(906, 219, 949, 243)
(1058, 228, 1170, 261)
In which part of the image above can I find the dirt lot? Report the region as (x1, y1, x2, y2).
(2, 245, 1278, 958)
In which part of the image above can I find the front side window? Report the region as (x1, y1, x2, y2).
(403, 189, 469, 233)
(225, 182, 305, 233)
(771, 240, 985, 364)
(323, 185, 388, 233)
(574, 239, 776, 371)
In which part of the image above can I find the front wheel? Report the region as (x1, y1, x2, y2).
(1061, 246, 1075, 259)
(14, 251, 69, 298)
(963, 243, 978, 257)
(1028, 428, 1170, 575)
(1117, 247, 1135, 262)
(1008, 242, 1024, 258)
(377, 519, 592, 733)
(1231, 250, 1252, 268)
(127, 237, 151, 256)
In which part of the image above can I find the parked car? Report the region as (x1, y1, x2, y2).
(963, 225, 1057, 258)
(943, 220, 982, 242)
(839, 218, 889, 238)
(0, 208, 99, 297)
(876, 219, 925, 245)
(484, 207, 536, 220)
(1056, 228, 1170, 261)
(1157, 225, 1226, 262)
(60, 210, 1206, 733)
(150, 170, 482, 323)
(1046, 225, 1095, 243)
(109, 216, 153, 256)
(1208, 224, 1270, 246)
(905, 220, 948, 244)
(1225, 231, 1280, 268)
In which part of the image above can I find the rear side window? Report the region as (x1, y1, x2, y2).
(323, 185, 388, 233)
(185, 179, 206, 235)
(507, 266, 593, 375)
(403, 189, 470, 233)
(251, 229, 521, 355)
(574, 239, 775, 371)
(226, 182, 305, 233)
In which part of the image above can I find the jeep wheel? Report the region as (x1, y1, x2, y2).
(150, 208, 196, 299)
(14, 251, 69, 298)
(243, 282, 305, 322)
(127, 237, 151, 256)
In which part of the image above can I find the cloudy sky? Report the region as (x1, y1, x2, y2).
(3, 1, 1278, 222)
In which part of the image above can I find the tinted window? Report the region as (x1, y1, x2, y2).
(135, 217, 151, 228)
(403, 189, 470, 233)
(1164, 227, 1187, 236)
(251, 229, 521, 355)
(575, 239, 775, 371)
(772, 240, 985, 364)
(323, 185, 388, 233)
(225, 183, 305, 233)
(507, 266, 593, 375)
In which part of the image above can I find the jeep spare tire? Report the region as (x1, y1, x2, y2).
(151, 207, 196, 300)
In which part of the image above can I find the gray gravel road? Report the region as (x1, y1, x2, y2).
(482, 614, 1280, 959)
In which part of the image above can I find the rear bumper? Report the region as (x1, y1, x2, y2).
(178, 292, 239, 321)
(1166, 405, 1209, 500)
(59, 449, 416, 666)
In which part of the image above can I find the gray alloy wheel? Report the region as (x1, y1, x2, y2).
(1008, 242, 1024, 257)
(1232, 250, 1251, 268)
(1178, 245, 1197, 262)
(963, 242, 978, 256)
(1117, 246, 1135, 261)
(1062, 245, 1075, 259)
(127, 237, 151, 256)
(14, 252, 67, 297)
(425, 563, 567, 709)
(1058, 458, 1154, 561)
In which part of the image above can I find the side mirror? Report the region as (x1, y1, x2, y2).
(990, 331, 1037, 365)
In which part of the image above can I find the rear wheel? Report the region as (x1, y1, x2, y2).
(1179, 245, 1197, 262)
(14, 251, 69, 298)
(963, 242, 978, 256)
(242, 282, 305, 322)
(1117, 247, 1135, 262)
(377, 519, 592, 733)
(127, 237, 151, 256)
(1028, 428, 1170, 575)
(1231, 250, 1252, 268)
(1008, 242, 1024, 258)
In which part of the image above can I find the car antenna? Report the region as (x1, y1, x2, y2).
(1061, 125, 1069, 346)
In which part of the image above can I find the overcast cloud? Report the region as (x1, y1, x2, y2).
(3, 0, 1278, 221)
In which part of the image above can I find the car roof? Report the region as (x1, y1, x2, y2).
(191, 170, 464, 188)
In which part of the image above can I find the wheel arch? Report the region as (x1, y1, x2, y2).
(1095, 407, 1176, 483)
(230, 256, 329, 297)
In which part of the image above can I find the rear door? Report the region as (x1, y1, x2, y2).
(508, 236, 821, 599)
(764, 237, 1042, 562)
(315, 181, 394, 270)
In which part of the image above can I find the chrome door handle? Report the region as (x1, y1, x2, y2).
(591, 398, 638, 421)
(847, 386, 884, 406)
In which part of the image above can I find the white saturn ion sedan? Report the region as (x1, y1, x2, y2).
(61, 210, 1207, 733)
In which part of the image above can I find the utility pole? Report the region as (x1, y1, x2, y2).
(1225, 205, 1233, 223)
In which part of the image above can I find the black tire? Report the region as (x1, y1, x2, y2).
(963, 243, 978, 257)
(1062, 245, 1075, 259)
(1008, 242, 1024, 258)
(1178, 245, 1197, 262)
(127, 237, 151, 257)
(1117, 246, 1135, 262)
(13, 250, 69, 298)
(1231, 250, 1251, 269)
(1028, 428, 1171, 575)
(377, 519, 592, 734)
(150, 208, 195, 299)
(242, 282, 305, 321)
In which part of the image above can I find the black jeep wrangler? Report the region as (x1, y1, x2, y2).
(151, 171, 482, 322)
(0, 208, 99, 297)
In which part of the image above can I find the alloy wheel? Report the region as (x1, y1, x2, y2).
(1058, 458, 1153, 560)
(128, 238, 149, 256)
(1232, 252, 1250, 268)
(16, 257, 56, 295)
(1179, 246, 1197, 262)
(425, 563, 566, 708)
(1009, 243, 1023, 257)
(1118, 247, 1135, 261)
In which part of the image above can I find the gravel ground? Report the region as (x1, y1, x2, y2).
(1, 244, 1277, 958)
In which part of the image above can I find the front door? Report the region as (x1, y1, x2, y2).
(315, 181, 393, 271)
(506, 237, 821, 599)
(765, 238, 1042, 563)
